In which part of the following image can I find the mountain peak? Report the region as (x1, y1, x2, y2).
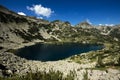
(75, 21, 93, 28)
(80, 21, 91, 25)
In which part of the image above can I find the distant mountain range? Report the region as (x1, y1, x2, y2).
(0, 5, 120, 45)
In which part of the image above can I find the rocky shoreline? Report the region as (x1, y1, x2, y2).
(0, 42, 120, 80)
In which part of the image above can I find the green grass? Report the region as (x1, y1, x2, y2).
(0, 69, 76, 80)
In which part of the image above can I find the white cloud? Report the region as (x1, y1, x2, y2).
(86, 19, 92, 24)
(99, 24, 102, 26)
(17, 12, 26, 16)
(37, 16, 43, 19)
(99, 24, 114, 26)
(105, 24, 114, 26)
(27, 4, 54, 18)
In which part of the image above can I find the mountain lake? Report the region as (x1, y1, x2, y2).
(15, 43, 103, 61)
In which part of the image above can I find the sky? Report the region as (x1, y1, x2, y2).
(0, 0, 120, 25)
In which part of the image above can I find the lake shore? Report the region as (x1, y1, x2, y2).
(0, 41, 120, 80)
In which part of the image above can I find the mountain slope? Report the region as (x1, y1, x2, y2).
(0, 5, 56, 46)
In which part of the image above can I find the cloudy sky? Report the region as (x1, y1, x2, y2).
(0, 0, 120, 25)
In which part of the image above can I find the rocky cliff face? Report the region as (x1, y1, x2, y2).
(0, 5, 51, 44)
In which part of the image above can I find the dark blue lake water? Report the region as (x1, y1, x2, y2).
(16, 43, 103, 61)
